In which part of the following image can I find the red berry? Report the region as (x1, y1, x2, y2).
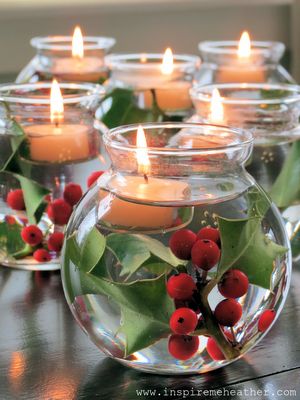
(218, 269, 249, 299)
(5, 215, 16, 225)
(47, 199, 72, 225)
(214, 299, 242, 327)
(169, 307, 198, 335)
(206, 331, 233, 361)
(167, 273, 196, 300)
(169, 229, 197, 260)
(258, 309, 276, 332)
(87, 171, 104, 188)
(197, 226, 220, 244)
(48, 232, 64, 252)
(33, 249, 51, 262)
(21, 225, 43, 246)
(168, 334, 199, 360)
(206, 337, 225, 361)
(191, 239, 220, 271)
(7, 189, 25, 210)
(63, 183, 83, 206)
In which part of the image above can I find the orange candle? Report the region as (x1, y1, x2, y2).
(217, 31, 265, 83)
(101, 126, 190, 229)
(26, 79, 90, 163)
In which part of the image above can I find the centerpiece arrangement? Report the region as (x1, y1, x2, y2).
(0, 81, 106, 270)
(0, 28, 295, 375)
(16, 27, 116, 84)
(197, 31, 295, 85)
(190, 83, 300, 258)
(61, 123, 291, 374)
(97, 49, 201, 128)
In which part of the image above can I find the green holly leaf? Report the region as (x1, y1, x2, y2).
(106, 233, 184, 277)
(79, 271, 174, 357)
(269, 140, 300, 208)
(62, 234, 175, 356)
(246, 186, 270, 218)
(81, 228, 106, 273)
(217, 216, 287, 289)
(0, 220, 24, 255)
(97, 88, 165, 129)
(1, 117, 50, 224)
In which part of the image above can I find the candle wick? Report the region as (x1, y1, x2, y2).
(143, 173, 149, 184)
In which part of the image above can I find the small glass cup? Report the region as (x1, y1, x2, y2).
(16, 36, 116, 84)
(0, 82, 107, 271)
(105, 53, 201, 118)
(197, 41, 295, 85)
(190, 83, 300, 256)
(61, 122, 291, 374)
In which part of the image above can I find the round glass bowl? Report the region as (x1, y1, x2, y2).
(190, 83, 300, 257)
(61, 122, 291, 374)
(105, 53, 201, 118)
(16, 35, 116, 84)
(0, 82, 107, 271)
(197, 41, 295, 85)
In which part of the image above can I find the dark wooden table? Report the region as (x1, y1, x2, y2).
(0, 263, 299, 400)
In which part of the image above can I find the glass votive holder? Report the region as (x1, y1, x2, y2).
(0, 82, 107, 271)
(61, 121, 290, 374)
(16, 35, 116, 84)
(197, 40, 295, 85)
(104, 52, 201, 119)
(190, 83, 300, 256)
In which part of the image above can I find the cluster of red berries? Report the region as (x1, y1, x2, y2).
(5, 171, 104, 262)
(169, 226, 220, 270)
(166, 226, 221, 360)
(167, 272, 199, 360)
(20, 225, 64, 262)
(167, 225, 276, 362)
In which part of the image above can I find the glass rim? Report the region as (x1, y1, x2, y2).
(104, 122, 253, 155)
(0, 82, 105, 104)
(198, 40, 285, 56)
(105, 53, 201, 71)
(30, 35, 116, 51)
(190, 83, 300, 105)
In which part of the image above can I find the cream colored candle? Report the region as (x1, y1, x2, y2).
(111, 49, 195, 111)
(51, 27, 106, 82)
(51, 57, 106, 83)
(27, 124, 90, 163)
(100, 126, 190, 229)
(26, 79, 90, 163)
(217, 31, 265, 83)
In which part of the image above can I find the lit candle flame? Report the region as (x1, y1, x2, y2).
(210, 88, 224, 124)
(238, 31, 251, 59)
(50, 79, 64, 125)
(161, 47, 174, 75)
(136, 125, 150, 176)
(72, 26, 84, 59)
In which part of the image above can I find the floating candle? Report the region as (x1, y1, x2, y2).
(101, 126, 190, 229)
(26, 79, 90, 163)
(217, 31, 265, 83)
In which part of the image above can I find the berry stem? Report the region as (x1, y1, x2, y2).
(12, 243, 34, 259)
(202, 270, 208, 283)
(230, 327, 237, 345)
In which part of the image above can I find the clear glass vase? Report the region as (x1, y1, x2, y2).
(16, 35, 116, 84)
(104, 53, 201, 119)
(61, 122, 291, 374)
(197, 41, 295, 85)
(0, 82, 107, 271)
(190, 83, 300, 259)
